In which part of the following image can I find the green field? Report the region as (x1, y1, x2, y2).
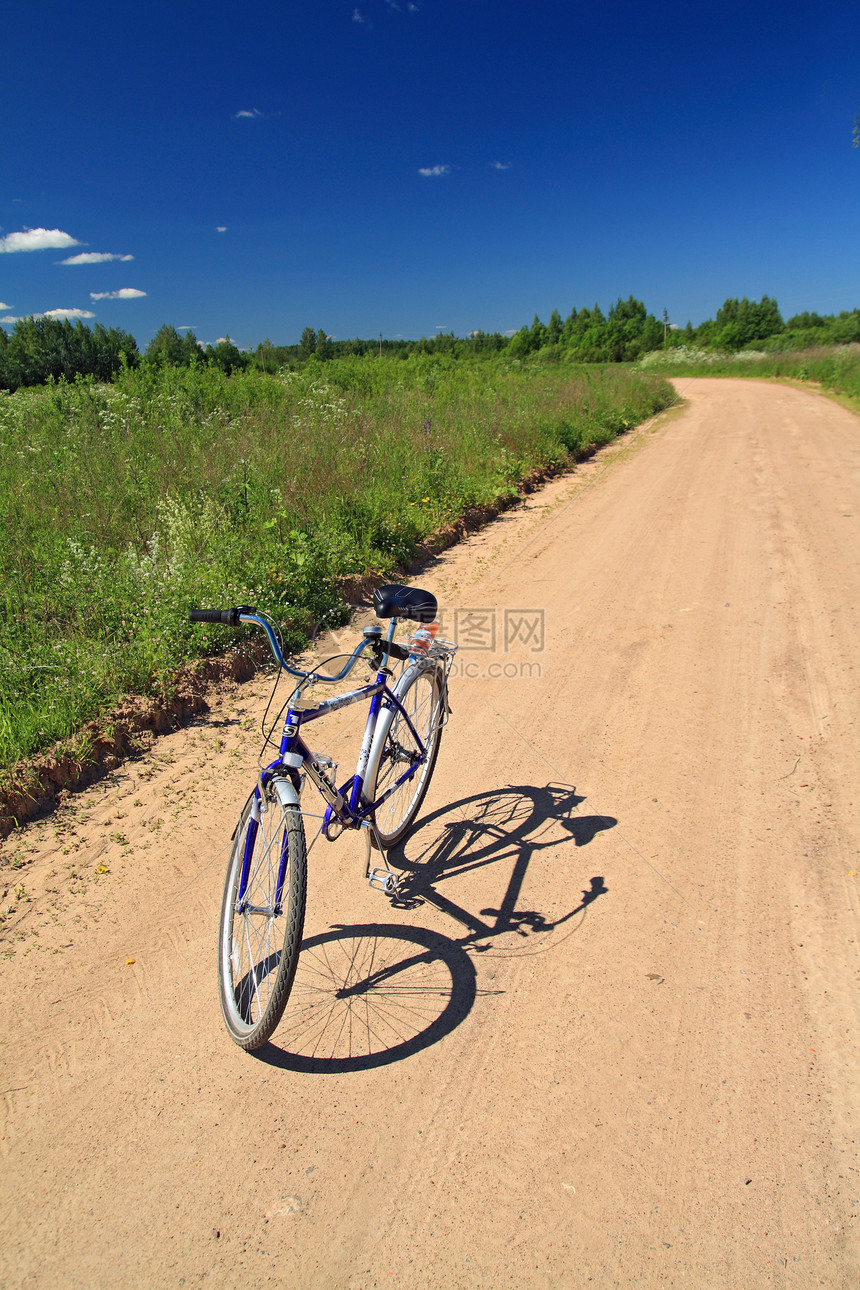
(0, 355, 674, 770)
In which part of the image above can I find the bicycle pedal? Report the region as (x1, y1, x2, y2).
(367, 867, 400, 897)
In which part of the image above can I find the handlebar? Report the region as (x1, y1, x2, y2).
(188, 606, 404, 683)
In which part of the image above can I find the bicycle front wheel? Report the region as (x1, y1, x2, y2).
(370, 664, 444, 849)
(218, 784, 307, 1050)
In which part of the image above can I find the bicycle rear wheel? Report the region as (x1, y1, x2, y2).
(218, 784, 307, 1050)
(370, 664, 444, 849)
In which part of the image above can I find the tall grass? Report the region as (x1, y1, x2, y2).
(638, 343, 860, 403)
(0, 354, 674, 767)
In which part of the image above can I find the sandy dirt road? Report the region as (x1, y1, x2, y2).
(1, 377, 859, 1288)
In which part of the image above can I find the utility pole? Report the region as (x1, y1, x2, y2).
(663, 308, 669, 346)
(379, 332, 383, 359)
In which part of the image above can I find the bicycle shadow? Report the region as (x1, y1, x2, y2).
(252, 782, 615, 1074)
(390, 782, 615, 941)
(250, 922, 478, 1074)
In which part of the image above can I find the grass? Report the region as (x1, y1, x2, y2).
(0, 353, 674, 769)
(637, 343, 860, 407)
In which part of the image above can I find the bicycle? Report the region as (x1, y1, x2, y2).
(189, 582, 457, 1051)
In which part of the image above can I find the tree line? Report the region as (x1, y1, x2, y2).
(0, 320, 249, 392)
(261, 301, 664, 366)
(3, 297, 860, 392)
(684, 297, 860, 352)
(0, 317, 139, 391)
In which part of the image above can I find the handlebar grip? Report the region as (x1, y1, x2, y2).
(189, 609, 237, 625)
(189, 606, 256, 627)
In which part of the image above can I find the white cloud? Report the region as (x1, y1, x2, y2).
(43, 308, 96, 319)
(491, 161, 512, 170)
(0, 315, 21, 324)
(61, 251, 134, 265)
(89, 288, 146, 301)
(216, 226, 227, 232)
(0, 227, 81, 254)
(353, 8, 370, 22)
(0, 302, 11, 310)
(177, 325, 197, 331)
(419, 164, 450, 177)
(234, 108, 263, 119)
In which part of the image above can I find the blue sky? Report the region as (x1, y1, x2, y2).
(2, 0, 859, 349)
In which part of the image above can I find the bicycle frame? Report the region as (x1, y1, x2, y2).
(236, 609, 434, 852)
(273, 667, 431, 827)
(237, 677, 427, 909)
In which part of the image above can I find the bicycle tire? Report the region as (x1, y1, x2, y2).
(218, 784, 307, 1050)
(368, 663, 445, 849)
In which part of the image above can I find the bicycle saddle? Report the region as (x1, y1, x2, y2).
(372, 583, 438, 623)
